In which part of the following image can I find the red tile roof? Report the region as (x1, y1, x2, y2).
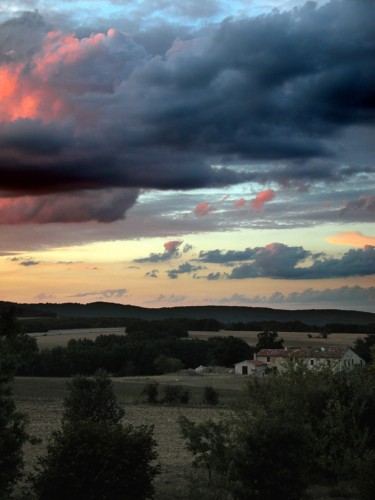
(257, 346, 350, 359)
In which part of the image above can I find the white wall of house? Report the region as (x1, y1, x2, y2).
(234, 360, 266, 376)
(256, 347, 365, 373)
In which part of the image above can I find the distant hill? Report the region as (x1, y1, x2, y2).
(1, 300, 374, 326)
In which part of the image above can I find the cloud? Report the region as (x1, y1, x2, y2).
(198, 247, 264, 264)
(163, 240, 182, 254)
(34, 293, 55, 301)
(135, 240, 185, 263)
(0, 1, 373, 224)
(148, 293, 187, 303)
(234, 198, 246, 208)
(226, 244, 375, 280)
(69, 288, 127, 299)
(0, 189, 139, 224)
(19, 259, 40, 266)
(206, 272, 222, 280)
(339, 195, 375, 222)
(251, 189, 276, 211)
(167, 262, 205, 279)
(327, 231, 375, 247)
(207, 286, 375, 307)
(194, 201, 214, 216)
(145, 269, 159, 278)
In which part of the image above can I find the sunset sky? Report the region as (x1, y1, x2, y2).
(0, 0, 374, 312)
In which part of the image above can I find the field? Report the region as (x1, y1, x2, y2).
(13, 371, 362, 499)
(31, 327, 367, 349)
(13, 374, 243, 499)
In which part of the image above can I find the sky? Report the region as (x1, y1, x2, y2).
(0, 0, 374, 312)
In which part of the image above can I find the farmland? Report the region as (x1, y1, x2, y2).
(30, 326, 367, 349)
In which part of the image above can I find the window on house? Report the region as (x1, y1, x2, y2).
(242, 366, 248, 375)
(267, 356, 270, 363)
(310, 359, 314, 366)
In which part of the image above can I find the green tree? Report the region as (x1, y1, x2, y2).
(153, 354, 184, 374)
(62, 371, 124, 425)
(0, 355, 28, 498)
(31, 372, 158, 500)
(206, 336, 253, 366)
(0, 306, 21, 338)
(230, 417, 310, 500)
(2, 333, 39, 375)
(179, 417, 232, 483)
(354, 333, 375, 363)
(255, 330, 284, 350)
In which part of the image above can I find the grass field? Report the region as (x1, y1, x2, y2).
(190, 329, 366, 347)
(31, 327, 367, 349)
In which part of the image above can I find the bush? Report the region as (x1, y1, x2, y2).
(356, 449, 375, 500)
(32, 421, 158, 500)
(142, 382, 159, 404)
(203, 386, 219, 406)
(162, 385, 190, 404)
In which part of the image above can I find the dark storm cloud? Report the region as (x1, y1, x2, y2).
(0, 189, 139, 224)
(0, 0, 374, 223)
(224, 244, 375, 279)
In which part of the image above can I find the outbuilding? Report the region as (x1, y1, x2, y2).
(235, 359, 267, 376)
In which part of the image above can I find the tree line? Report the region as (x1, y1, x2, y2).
(0, 314, 254, 377)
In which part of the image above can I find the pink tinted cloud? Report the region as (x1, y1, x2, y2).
(0, 28, 145, 125)
(234, 198, 246, 208)
(251, 189, 276, 211)
(327, 231, 375, 247)
(163, 240, 182, 254)
(194, 201, 213, 216)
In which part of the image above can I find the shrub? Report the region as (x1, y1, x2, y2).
(203, 386, 219, 406)
(32, 421, 158, 500)
(142, 382, 159, 404)
(162, 385, 191, 404)
(356, 449, 375, 500)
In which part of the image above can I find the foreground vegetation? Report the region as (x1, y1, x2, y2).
(4, 363, 375, 499)
(1, 309, 375, 499)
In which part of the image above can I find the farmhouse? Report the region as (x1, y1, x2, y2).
(255, 346, 365, 373)
(234, 359, 267, 376)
